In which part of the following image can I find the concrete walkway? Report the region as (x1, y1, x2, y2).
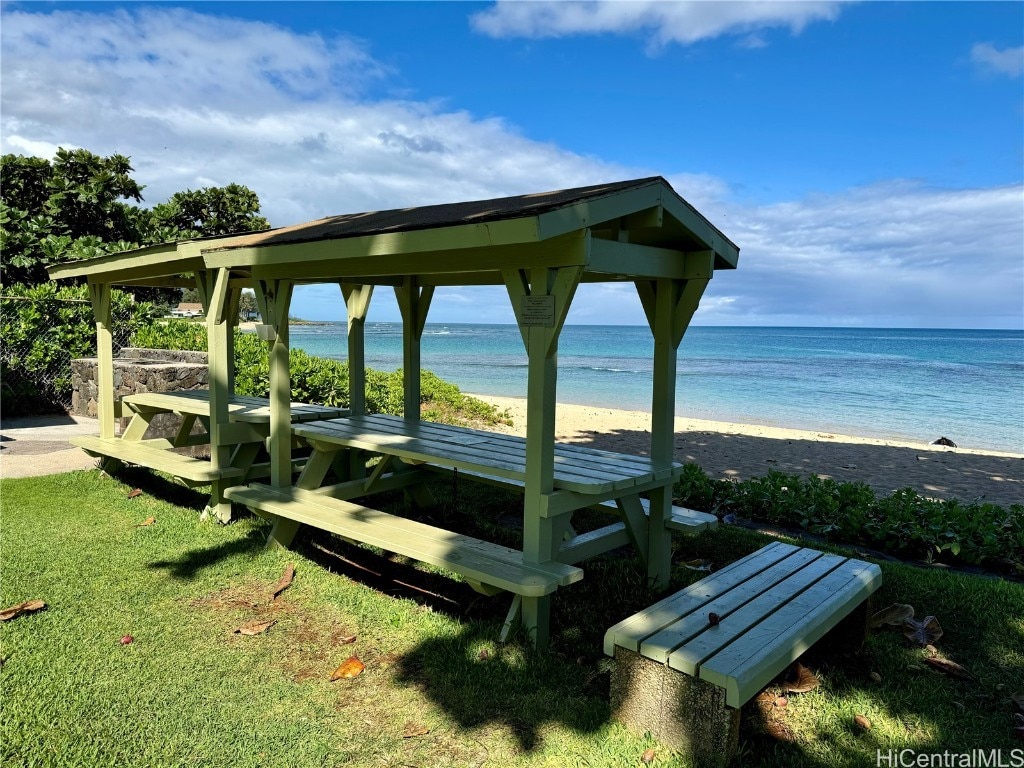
(0, 414, 100, 479)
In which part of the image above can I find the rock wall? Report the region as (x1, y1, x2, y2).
(71, 348, 210, 455)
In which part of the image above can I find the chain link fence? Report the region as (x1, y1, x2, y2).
(1, 295, 139, 417)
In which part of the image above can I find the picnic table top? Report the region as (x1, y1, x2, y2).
(120, 390, 348, 424)
(292, 413, 683, 495)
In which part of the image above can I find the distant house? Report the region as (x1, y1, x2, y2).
(170, 302, 204, 318)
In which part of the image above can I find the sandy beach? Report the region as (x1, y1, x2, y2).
(470, 394, 1024, 509)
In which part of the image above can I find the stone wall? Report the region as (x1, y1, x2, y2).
(71, 348, 210, 455)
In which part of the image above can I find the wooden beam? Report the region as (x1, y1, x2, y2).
(88, 283, 115, 439)
(394, 277, 433, 420)
(536, 184, 663, 241)
(258, 278, 294, 487)
(340, 283, 373, 416)
(589, 240, 714, 281)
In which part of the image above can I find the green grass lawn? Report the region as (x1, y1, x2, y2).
(1, 470, 1022, 767)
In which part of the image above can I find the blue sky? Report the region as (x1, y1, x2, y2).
(2, 1, 1022, 328)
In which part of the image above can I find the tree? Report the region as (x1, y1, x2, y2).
(0, 148, 272, 288)
(238, 290, 260, 321)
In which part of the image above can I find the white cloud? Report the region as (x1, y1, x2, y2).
(471, 0, 846, 48)
(0, 7, 631, 225)
(2, 6, 1021, 329)
(971, 42, 1024, 78)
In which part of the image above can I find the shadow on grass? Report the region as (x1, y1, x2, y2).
(147, 535, 265, 580)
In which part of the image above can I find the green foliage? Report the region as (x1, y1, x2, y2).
(1, 148, 271, 288)
(0, 283, 154, 414)
(152, 184, 270, 238)
(673, 467, 1024, 572)
(132, 321, 509, 426)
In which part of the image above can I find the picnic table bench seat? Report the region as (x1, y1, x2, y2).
(72, 435, 245, 484)
(605, 541, 881, 767)
(227, 483, 584, 598)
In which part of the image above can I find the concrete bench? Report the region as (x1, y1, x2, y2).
(227, 483, 584, 598)
(604, 541, 881, 767)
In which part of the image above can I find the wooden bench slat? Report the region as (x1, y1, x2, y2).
(697, 558, 881, 707)
(120, 391, 347, 423)
(72, 435, 244, 483)
(603, 542, 797, 656)
(227, 484, 583, 598)
(642, 549, 836, 664)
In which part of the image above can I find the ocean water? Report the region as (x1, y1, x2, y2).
(287, 324, 1024, 454)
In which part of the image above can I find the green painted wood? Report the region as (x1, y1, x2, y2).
(672, 278, 711, 347)
(259, 279, 294, 487)
(558, 522, 631, 564)
(641, 548, 830, 664)
(226, 484, 583, 597)
(341, 283, 373, 416)
(535, 184, 663, 241)
(120, 391, 346, 424)
(88, 283, 115, 439)
(603, 541, 796, 656)
(659, 192, 740, 269)
(293, 415, 664, 494)
(698, 558, 881, 707)
(72, 435, 244, 482)
(395, 277, 433, 420)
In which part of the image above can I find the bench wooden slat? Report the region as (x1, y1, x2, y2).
(120, 391, 347, 423)
(697, 558, 881, 707)
(641, 548, 835, 663)
(227, 484, 583, 598)
(603, 542, 797, 656)
(72, 435, 244, 483)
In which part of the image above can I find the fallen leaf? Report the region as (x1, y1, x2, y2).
(784, 662, 821, 694)
(774, 696, 789, 708)
(331, 655, 365, 680)
(478, 648, 492, 661)
(337, 634, 357, 645)
(0, 600, 46, 622)
(924, 657, 975, 681)
(402, 723, 430, 739)
(641, 747, 656, 764)
(681, 559, 711, 572)
(869, 603, 915, 629)
(708, 612, 721, 626)
(234, 619, 276, 636)
(903, 615, 943, 646)
(754, 692, 795, 742)
(135, 516, 156, 527)
(854, 714, 872, 731)
(870, 671, 882, 683)
(119, 634, 134, 645)
(271, 563, 295, 600)
(127, 488, 142, 499)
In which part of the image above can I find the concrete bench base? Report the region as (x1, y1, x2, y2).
(611, 647, 739, 764)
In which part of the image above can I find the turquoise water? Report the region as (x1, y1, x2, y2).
(288, 324, 1024, 453)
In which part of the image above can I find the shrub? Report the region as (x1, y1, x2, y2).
(673, 466, 1024, 573)
(132, 321, 508, 426)
(1, 283, 154, 415)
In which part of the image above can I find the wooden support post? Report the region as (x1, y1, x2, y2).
(394, 277, 434, 420)
(504, 262, 582, 649)
(638, 275, 711, 589)
(200, 268, 234, 523)
(340, 283, 373, 416)
(258, 279, 294, 488)
(88, 283, 115, 439)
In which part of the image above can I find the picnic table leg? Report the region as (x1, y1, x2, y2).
(266, 447, 337, 549)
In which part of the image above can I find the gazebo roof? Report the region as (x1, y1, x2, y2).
(48, 176, 738, 286)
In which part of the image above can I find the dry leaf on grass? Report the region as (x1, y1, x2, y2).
(923, 656, 975, 681)
(869, 603, 914, 628)
(0, 600, 46, 622)
(135, 516, 156, 527)
(681, 560, 711, 572)
(754, 691, 795, 742)
(271, 563, 295, 600)
(854, 714, 872, 731)
(402, 723, 430, 739)
(331, 655, 365, 680)
(234, 619, 276, 636)
(774, 696, 789, 708)
(640, 747, 656, 764)
(870, 671, 882, 683)
(127, 488, 142, 499)
(903, 616, 943, 646)
(784, 662, 821, 694)
(336, 634, 357, 645)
